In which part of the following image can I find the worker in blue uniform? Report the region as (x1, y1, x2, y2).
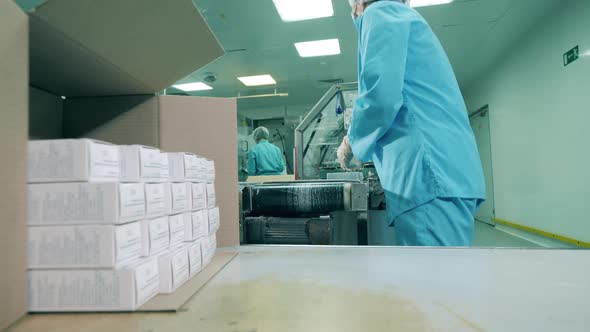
(338, 0, 486, 246)
(248, 126, 286, 176)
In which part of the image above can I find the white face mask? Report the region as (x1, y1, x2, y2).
(350, 0, 363, 19)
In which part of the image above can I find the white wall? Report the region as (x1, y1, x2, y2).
(464, 0, 590, 242)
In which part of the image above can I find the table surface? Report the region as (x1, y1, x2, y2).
(10, 246, 590, 332)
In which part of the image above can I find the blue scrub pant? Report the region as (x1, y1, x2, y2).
(395, 197, 480, 247)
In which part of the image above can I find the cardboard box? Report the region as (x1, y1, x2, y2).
(187, 242, 202, 277)
(1, 1, 28, 326)
(206, 183, 216, 209)
(120, 145, 166, 183)
(28, 258, 160, 312)
(170, 182, 191, 214)
(191, 183, 207, 211)
(205, 159, 216, 183)
(28, 182, 145, 225)
(191, 209, 209, 240)
(201, 234, 217, 267)
(208, 207, 220, 236)
(21, 0, 224, 318)
(169, 213, 186, 248)
(145, 183, 172, 218)
(62, 95, 239, 247)
(28, 222, 142, 269)
(140, 217, 170, 257)
(158, 246, 190, 294)
(167, 152, 200, 182)
(28, 139, 120, 183)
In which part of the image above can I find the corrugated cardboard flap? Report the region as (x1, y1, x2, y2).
(30, 0, 224, 97)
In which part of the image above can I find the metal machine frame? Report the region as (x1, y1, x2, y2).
(238, 82, 392, 246)
(294, 82, 358, 179)
(241, 180, 368, 245)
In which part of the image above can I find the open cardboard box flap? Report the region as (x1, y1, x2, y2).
(29, 0, 224, 97)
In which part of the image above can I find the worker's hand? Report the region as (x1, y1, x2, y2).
(337, 136, 354, 170)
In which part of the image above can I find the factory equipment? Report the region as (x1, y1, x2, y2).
(241, 181, 368, 245)
(240, 83, 393, 246)
(295, 82, 358, 180)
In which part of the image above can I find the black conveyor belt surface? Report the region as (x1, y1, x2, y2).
(250, 182, 345, 216)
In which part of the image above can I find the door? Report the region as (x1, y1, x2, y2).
(470, 106, 495, 225)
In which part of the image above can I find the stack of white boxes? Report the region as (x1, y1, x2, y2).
(26, 139, 218, 312)
(164, 151, 218, 294)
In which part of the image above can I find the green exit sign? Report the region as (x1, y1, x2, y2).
(563, 46, 579, 66)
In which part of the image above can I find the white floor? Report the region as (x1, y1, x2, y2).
(11, 246, 590, 332)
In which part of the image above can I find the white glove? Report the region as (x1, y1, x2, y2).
(337, 136, 354, 170)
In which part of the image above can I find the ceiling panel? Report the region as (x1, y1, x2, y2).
(420, 0, 513, 27)
(460, 0, 563, 88)
(175, 0, 560, 113)
(194, 0, 355, 52)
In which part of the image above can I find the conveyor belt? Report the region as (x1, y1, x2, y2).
(249, 182, 346, 216)
(245, 217, 331, 245)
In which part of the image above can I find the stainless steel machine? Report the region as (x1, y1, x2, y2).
(240, 83, 395, 246)
(241, 181, 368, 245)
(295, 82, 358, 180)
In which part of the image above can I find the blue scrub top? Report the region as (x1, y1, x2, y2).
(248, 140, 285, 176)
(348, 1, 486, 224)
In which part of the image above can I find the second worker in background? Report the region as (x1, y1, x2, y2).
(248, 126, 286, 177)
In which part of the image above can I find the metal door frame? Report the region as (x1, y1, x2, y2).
(470, 105, 497, 225)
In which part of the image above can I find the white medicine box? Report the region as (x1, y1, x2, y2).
(196, 156, 208, 182)
(179, 212, 195, 242)
(28, 258, 160, 312)
(188, 242, 202, 277)
(28, 222, 142, 269)
(167, 152, 199, 182)
(145, 183, 172, 218)
(169, 213, 186, 247)
(28, 182, 145, 225)
(28, 139, 120, 183)
(205, 159, 215, 183)
(183, 210, 207, 242)
(191, 209, 209, 240)
(206, 183, 216, 208)
(201, 233, 217, 267)
(208, 207, 220, 236)
(120, 145, 169, 183)
(140, 217, 171, 257)
(158, 246, 190, 294)
(170, 182, 191, 214)
(191, 183, 207, 211)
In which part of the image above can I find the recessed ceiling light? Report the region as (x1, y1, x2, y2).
(173, 82, 213, 92)
(295, 39, 341, 58)
(237, 75, 277, 87)
(411, 0, 454, 8)
(272, 0, 334, 22)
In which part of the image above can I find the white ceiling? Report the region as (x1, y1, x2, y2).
(170, 0, 561, 114)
